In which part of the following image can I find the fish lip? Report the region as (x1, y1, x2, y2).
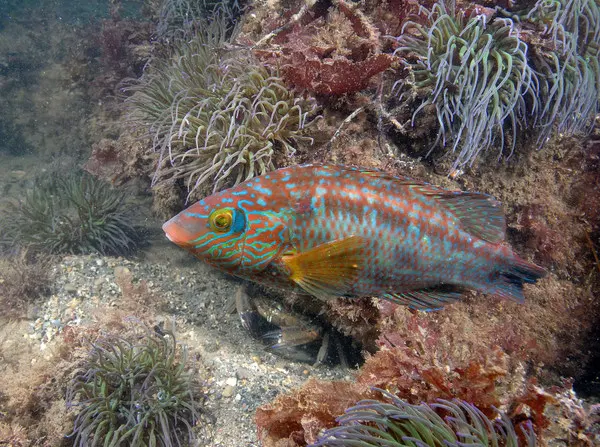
(163, 228, 175, 243)
(162, 220, 172, 239)
(162, 218, 187, 246)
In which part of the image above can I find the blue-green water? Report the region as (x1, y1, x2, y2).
(1, 0, 145, 27)
(0, 0, 148, 158)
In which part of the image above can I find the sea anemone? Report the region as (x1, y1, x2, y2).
(530, 48, 598, 145)
(526, 0, 600, 55)
(393, 0, 537, 170)
(155, 0, 243, 38)
(128, 14, 319, 200)
(1, 172, 139, 256)
(310, 389, 536, 447)
(66, 329, 202, 447)
(526, 0, 600, 144)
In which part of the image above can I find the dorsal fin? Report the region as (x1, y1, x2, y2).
(359, 168, 429, 185)
(431, 192, 506, 243)
(360, 167, 505, 243)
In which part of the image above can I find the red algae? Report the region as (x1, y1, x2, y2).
(256, 380, 374, 446)
(254, 0, 397, 96)
(256, 301, 596, 445)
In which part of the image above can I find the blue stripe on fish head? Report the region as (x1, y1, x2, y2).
(163, 196, 247, 271)
(164, 186, 291, 276)
(232, 194, 291, 274)
(238, 209, 290, 274)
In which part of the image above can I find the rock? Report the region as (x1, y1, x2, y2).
(64, 283, 77, 294)
(222, 385, 235, 398)
(236, 367, 252, 380)
(113, 266, 131, 277)
(225, 377, 237, 387)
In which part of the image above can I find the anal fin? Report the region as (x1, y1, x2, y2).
(383, 285, 464, 311)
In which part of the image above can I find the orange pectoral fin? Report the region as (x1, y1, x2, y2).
(281, 235, 366, 300)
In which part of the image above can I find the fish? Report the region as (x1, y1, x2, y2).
(163, 164, 546, 310)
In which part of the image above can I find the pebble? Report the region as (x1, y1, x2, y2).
(113, 266, 130, 278)
(222, 385, 235, 398)
(22, 252, 352, 446)
(236, 367, 252, 380)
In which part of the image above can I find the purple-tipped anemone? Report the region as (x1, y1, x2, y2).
(310, 388, 536, 447)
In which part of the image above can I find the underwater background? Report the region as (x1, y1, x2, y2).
(0, 0, 599, 445)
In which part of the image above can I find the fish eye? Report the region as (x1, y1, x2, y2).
(209, 209, 233, 233)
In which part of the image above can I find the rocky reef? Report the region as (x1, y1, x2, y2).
(0, 0, 599, 445)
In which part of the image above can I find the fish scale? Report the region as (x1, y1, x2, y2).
(163, 164, 545, 310)
(295, 174, 467, 289)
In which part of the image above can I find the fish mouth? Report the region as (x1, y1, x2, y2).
(164, 230, 175, 243)
(163, 218, 192, 247)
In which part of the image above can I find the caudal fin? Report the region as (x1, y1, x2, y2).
(487, 256, 546, 303)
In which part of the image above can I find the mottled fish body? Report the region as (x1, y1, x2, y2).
(163, 165, 545, 309)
